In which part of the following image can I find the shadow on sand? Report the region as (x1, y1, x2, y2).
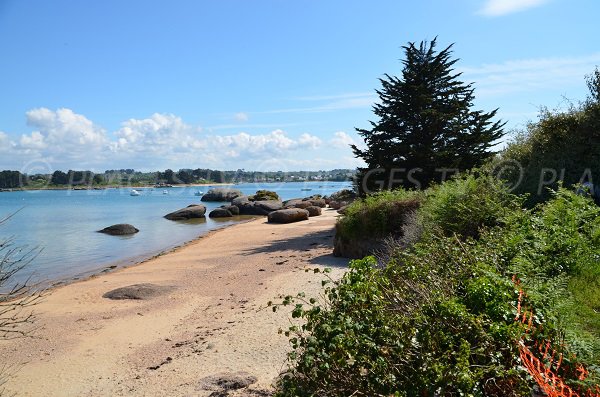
(240, 227, 349, 268)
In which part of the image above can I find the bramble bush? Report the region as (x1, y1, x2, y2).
(275, 175, 600, 396)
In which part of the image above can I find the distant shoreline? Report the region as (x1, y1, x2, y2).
(0, 180, 350, 193)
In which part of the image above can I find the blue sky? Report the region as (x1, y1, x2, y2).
(0, 0, 598, 173)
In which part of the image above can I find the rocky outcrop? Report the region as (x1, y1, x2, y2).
(327, 189, 357, 210)
(98, 224, 139, 235)
(267, 208, 309, 224)
(328, 200, 348, 210)
(293, 201, 312, 209)
(236, 200, 283, 215)
(306, 206, 322, 217)
(283, 197, 326, 209)
(307, 198, 326, 208)
(226, 204, 240, 215)
(164, 204, 206, 220)
(231, 195, 250, 206)
(201, 188, 243, 202)
(103, 283, 175, 300)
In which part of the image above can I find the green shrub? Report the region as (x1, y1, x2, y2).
(249, 189, 280, 201)
(335, 189, 422, 242)
(277, 181, 600, 395)
(420, 172, 522, 239)
(496, 76, 600, 205)
(275, 252, 529, 396)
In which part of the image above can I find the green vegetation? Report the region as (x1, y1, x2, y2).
(249, 190, 281, 201)
(280, 42, 600, 395)
(0, 168, 355, 190)
(497, 67, 600, 205)
(335, 189, 421, 242)
(353, 38, 504, 195)
(275, 174, 600, 395)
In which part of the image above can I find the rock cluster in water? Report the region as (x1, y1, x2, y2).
(159, 188, 355, 223)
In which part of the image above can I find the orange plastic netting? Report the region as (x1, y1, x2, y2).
(514, 278, 600, 397)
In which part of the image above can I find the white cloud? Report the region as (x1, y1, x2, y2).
(19, 131, 46, 150)
(24, 107, 107, 148)
(297, 133, 322, 149)
(255, 92, 376, 115)
(1, 109, 357, 171)
(11, 108, 110, 167)
(208, 129, 294, 159)
(0, 131, 13, 153)
(233, 112, 249, 122)
(330, 131, 356, 149)
(460, 53, 600, 98)
(478, 0, 551, 17)
(113, 113, 202, 153)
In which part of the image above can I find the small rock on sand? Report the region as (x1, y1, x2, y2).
(102, 283, 175, 300)
(197, 372, 258, 391)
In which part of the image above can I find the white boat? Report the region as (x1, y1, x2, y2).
(130, 189, 141, 196)
(194, 190, 203, 196)
(163, 190, 168, 195)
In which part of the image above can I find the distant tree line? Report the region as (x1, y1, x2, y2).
(0, 170, 23, 189)
(0, 168, 355, 189)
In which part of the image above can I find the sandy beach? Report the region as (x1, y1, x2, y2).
(0, 210, 348, 396)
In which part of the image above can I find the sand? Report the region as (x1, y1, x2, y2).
(0, 209, 348, 396)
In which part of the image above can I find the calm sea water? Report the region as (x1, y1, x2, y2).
(0, 182, 351, 288)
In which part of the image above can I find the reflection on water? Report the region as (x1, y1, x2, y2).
(0, 182, 351, 287)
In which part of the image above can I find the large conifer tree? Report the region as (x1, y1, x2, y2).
(352, 38, 505, 194)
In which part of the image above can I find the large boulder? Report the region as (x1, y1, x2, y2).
(165, 204, 207, 220)
(231, 195, 250, 206)
(267, 208, 309, 224)
(329, 200, 350, 210)
(225, 204, 240, 215)
(209, 207, 233, 218)
(103, 283, 175, 300)
(201, 188, 243, 202)
(293, 201, 312, 209)
(306, 198, 326, 208)
(306, 206, 322, 217)
(283, 198, 303, 208)
(98, 224, 139, 235)
(283, 197, 326, 209)
(327, 189, 357, 209)
(237, 200, 283, 215)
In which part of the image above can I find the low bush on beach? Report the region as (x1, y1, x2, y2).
(335, 189, 422, 242)
(275, 176, 600, 396)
